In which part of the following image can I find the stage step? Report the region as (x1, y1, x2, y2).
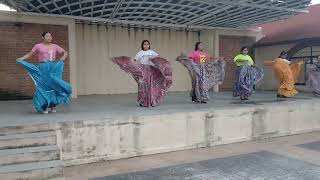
(0, 145, 60, 166)
(48, 177, 65, 180)
(0, 129, 65, 179)
(296, 85, 313, 93)
(0, 123, 54, 136)
(0, 160, 64, 180)
(0, 131, 56, 150)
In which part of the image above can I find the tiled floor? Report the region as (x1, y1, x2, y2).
(93, 151, 320, 180)
(66, 132, 320, 180)
(296, 141, 320, 152)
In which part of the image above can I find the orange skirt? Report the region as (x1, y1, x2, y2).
(265, 59, 302, 97)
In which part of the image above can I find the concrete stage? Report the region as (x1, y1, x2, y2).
(1, 91, 318, 127)
(0, 91, 320, 167)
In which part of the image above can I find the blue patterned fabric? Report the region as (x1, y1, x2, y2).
(17, 59, 72, 112)
(233, 64, 263, 99)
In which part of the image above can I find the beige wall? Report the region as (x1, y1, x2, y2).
(72, 24, 263, 95)
(255, 44, 295, 90)
(199, 29, 216, 55)
(75, 24, 200, 95)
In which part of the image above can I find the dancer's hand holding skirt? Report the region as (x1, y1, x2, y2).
(16, 59, 72, 112)
(233, 62, 264, 99)
(176, 55, 226, 102)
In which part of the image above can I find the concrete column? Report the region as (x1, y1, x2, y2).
(213, 31, 220, 92)
(67, 22, 78, 98)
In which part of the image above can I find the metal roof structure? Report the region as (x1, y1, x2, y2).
(1, 0, 312, 29)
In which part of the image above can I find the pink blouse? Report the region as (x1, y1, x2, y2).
(31, 43, 65, 62)
(188, 50, 210, 64)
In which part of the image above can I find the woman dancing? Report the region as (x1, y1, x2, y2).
(112, 40, 172, 107)
(264, 51, 303, 98)
(176, 42, 225, 103)
(233, 46, 263, 101)
(307, 56, 320, 96)
(17, 32, 72, 114)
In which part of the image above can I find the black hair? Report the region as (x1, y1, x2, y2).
(278, 51, 287, 58)
(195, 41, 202, 51)
(41, 32, 50, 38)
(240, 46, 249, 53)
(141, 40, 151, 50)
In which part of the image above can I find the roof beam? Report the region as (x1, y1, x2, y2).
(79, 0, 83, 16)
(65, 0, 71, 15)
(52, 0, 63, 14)
(21, 0, 41, 13)
(186, 0, 309, 26)
(91, 0, 94, 17)
(1, 0, 311, 29)
(3, 10, 248, 31)
(100, 0, 108, 17)
(35, 0, 51, 13)
(189, 0, 309, 13)
(117, 0, 132, 19)
(110, 0, 125, 20)
(186, 0, 249, 25)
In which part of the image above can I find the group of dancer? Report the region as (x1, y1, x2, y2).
(16, 32, 320, 114)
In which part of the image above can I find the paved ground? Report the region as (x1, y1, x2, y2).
(65, 132, 320, 180)
(0, 91, 318, 127)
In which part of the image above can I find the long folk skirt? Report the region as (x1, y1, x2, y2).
(112, 56, 172, 107)
(17, 59, 72, 112)
(307, 63, 320, 95)
(233, 65, 264, 99)
(176, 56, 226, 102)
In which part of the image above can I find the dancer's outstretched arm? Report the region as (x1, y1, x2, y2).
(263, 60, 275, 66)
(209, 56, 224, 61)
(18, 51, 34, 60)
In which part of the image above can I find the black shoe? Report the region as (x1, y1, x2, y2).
(277, 94, 287, 98)
(201, 101, 207, 104)
(192, 99, 200, 103)
(233, 91, 237, 97)
(313, 92, 320, 97)
(240, 97, 249, 101)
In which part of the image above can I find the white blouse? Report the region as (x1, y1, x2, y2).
(134, 50, 159, 65)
